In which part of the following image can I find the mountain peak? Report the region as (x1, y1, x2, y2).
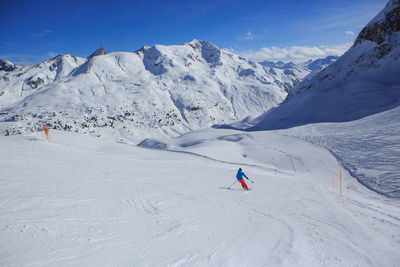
(186, 39, 205, 45)
(185, 39, 206, 51)
(88, 47, 107, 59)
(137, 45, 151, 53)
(0, 59, 18, 72)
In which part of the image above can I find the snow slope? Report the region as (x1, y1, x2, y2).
(1, 130, 399, 266)
(275, 105, 400, 199)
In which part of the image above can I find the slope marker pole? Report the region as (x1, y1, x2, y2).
(340, 170, 342, 197)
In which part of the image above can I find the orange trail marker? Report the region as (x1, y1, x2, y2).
(42, 124, 50, 142)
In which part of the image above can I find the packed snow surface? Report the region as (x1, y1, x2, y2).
(1, 130, 399, 266)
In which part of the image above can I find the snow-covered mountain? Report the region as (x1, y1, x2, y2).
(305, 55, 339, 72)
(259, 56, 338, 90)
(258, 61, 304, 91)
(0, 55, 87, 109)
(0, 40, 297, 142)
(250, 0, 400, 131)
(0, 59, 20, 73)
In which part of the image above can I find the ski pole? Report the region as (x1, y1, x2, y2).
(227, 180, 238, 189)
(247, 177, 254, 183)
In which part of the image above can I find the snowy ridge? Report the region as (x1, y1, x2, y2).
(0, 40, 295, 142)
(0, 54, 87, 109)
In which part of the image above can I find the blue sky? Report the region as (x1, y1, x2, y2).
(1, 0, 388, 64)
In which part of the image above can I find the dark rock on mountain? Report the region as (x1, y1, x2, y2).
(0, 60, 18, 72)
(354, 0, 400, 46)
(88, 47, 107, 59)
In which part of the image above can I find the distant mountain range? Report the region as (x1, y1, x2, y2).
(0, 40, 336, 142)
(259, 55, 339, 93)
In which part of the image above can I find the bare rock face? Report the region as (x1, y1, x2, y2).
(354, 0, 400, 46)
(26, 76, 45, 89)
(88, 47, 107, 59)
(201, 42, 222, 66)
(48, 55, 64, 71)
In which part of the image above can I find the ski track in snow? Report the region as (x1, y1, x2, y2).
(279, 106, 400, 199)
(1, 130, 400, 266)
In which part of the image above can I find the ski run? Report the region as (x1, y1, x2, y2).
(1, 128, 399, 266)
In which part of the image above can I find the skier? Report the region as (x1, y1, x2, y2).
(236, 168, 250, 190)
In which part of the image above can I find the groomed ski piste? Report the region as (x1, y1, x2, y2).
(1, 117, 400, 266)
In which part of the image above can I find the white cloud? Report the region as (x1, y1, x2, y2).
(345, 30, 355, 36)
(238, 31, 255, 41)
(46, 52, 60, 58)
(30, 30, 52, 39)
(235, 43, 352, 63)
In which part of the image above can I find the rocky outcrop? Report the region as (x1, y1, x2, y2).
(26, 76, 44, 89)
(88, 46, 107, 59)
(354, 0, 400, 46)
(201, 42, 222, 67)
(48, 55, 63, 71)
(0, 60, 18, 72)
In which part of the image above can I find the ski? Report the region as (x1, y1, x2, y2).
(218, 187, 251, 191)
(218, 186, 242, 191)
